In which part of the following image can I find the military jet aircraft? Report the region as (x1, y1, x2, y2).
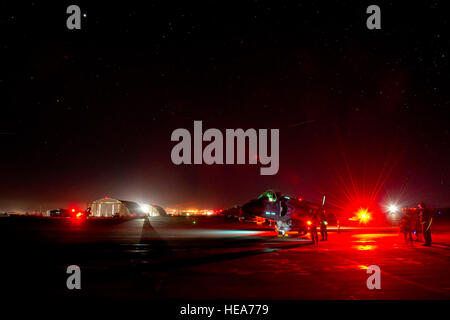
(241, 190, 327, 236)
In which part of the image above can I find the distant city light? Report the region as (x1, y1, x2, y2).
(165, 208, 221, 216)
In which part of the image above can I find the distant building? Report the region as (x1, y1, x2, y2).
(89, 198, 167, 217)
(151, 204, 168, 217)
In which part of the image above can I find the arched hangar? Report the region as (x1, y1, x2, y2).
(89, 198, 167, 217)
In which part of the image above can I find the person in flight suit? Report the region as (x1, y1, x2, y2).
(418, 202, 433, 246)
(310, 211, 319, 245)
(413, 209, 421, 241)
(400, 211, 413, 242)
(320, 211, 328, 241)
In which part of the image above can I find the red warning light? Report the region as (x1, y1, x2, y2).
(307, 220, 312, 226)
(71, 208, 76, 213)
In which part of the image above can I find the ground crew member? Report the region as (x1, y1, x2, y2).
(310, 212, 319, 245)
(413, 209, 421, 241)
(400, 211, 413, 242)
(320, 211, 328, 241)
(419, 202, 433, 246)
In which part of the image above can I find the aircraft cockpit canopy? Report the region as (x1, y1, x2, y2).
(257, 190, 282, 202)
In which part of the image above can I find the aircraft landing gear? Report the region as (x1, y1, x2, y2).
(277, 229, 289, 237)
(275, 221, 290, 237)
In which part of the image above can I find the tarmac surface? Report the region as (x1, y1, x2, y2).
(1, 215, 449, 300)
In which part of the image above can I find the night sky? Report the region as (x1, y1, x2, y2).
(1, 1, 449, 212)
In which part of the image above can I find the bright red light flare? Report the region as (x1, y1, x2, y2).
(349, 208, 371, 224)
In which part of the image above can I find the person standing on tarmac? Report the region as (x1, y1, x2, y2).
(400, 211, 413, 243)
(419, 202, 433, 246)
(310, 212, 319, 245)
(413, 209, 422, 241)
(320, 211, 328, 241)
